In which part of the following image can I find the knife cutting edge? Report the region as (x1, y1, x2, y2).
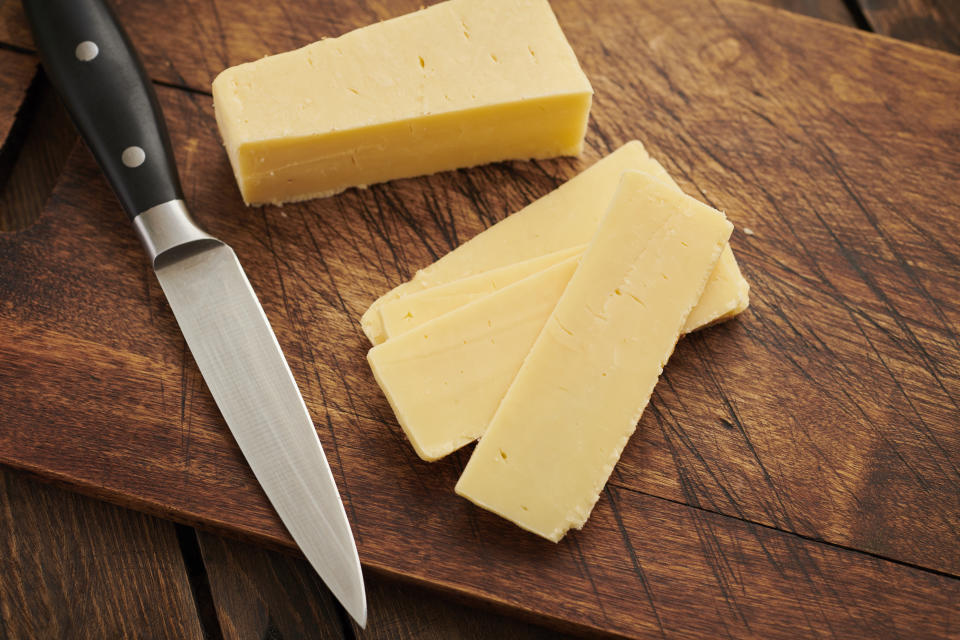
(22, 0, 367, 625)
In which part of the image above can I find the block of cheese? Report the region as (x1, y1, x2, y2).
(379, 246, 585, 339)
(212, 0, 593, 205)
(368, 256, 580, 460)
(455, 172, 732, 541)
(362, 141, 748, 345)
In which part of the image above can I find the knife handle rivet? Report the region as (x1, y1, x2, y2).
(122, 146, 146, 168)
(74, 40, 99, 62)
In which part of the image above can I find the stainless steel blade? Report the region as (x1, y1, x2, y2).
(152, 229, 366, 625)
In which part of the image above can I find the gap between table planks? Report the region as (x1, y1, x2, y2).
(0, 47, 36, 216)
(0, 48, 32, 140)
(0, 468, 205, 639)
(1, 0, 959, 636)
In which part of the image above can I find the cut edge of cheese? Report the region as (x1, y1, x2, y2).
(455, 171, 733, 541)
(683, 244, 750, 332)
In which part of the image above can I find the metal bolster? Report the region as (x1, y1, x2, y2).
(132, 199, 218, 264)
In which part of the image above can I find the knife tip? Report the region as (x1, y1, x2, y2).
(343, 591, 367, 629)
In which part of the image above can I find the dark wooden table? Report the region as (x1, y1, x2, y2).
(0, 0, 957, 637)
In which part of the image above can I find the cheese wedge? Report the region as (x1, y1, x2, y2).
(212, 0, 593, 205)
(379, 246, 585, 339)
(456, 172, 732, 541)
(362, 141, 748, 345)
(368, 256, 580, 460)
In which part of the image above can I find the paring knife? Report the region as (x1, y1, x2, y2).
(23, 0, 366, 625)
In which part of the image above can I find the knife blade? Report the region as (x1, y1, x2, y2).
(22, 0, 366, 625)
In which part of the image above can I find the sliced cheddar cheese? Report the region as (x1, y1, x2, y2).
(368, 198, 743, 462)
(362, 141, 748, 345)
(368, 256, 580, 461)
(212, 0, 593, 205)
(455, 172, 732, 541)
(686, 245, 750, 329)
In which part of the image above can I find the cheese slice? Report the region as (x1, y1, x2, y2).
(686, 245, 750, 329)
(368, 256, 580, 461)
(362, 141, 748, 345)
(212, 0, 593, 205)
(455, 172, 732, 541)
(369, 204, 741, 462)
(379, 246, 585, 339)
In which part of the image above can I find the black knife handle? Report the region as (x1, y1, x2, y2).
(23, 0, 183, 219)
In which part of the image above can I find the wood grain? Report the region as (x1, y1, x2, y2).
(0, 0, 876, 95)
(0, 0, 958, 88)
(2, 0, 954, 64)
(0, 468, 204, 639)
(0, 72, 77, 231)
(353, 575, 576, 640)
(0, 0, 958, 635)
(0, 0, 30, 52)
(196, 532, 344, 640)
(196, 531, 566, 640)
(857, 0, 960, 54)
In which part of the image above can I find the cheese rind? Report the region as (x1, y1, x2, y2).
(455, 172, 732, 541)
(368, 256, 580, 460)
(361, 141, 748, 345)
(212, 0, 593, 205)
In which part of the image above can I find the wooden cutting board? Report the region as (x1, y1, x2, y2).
(1, 0, 958, 636)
